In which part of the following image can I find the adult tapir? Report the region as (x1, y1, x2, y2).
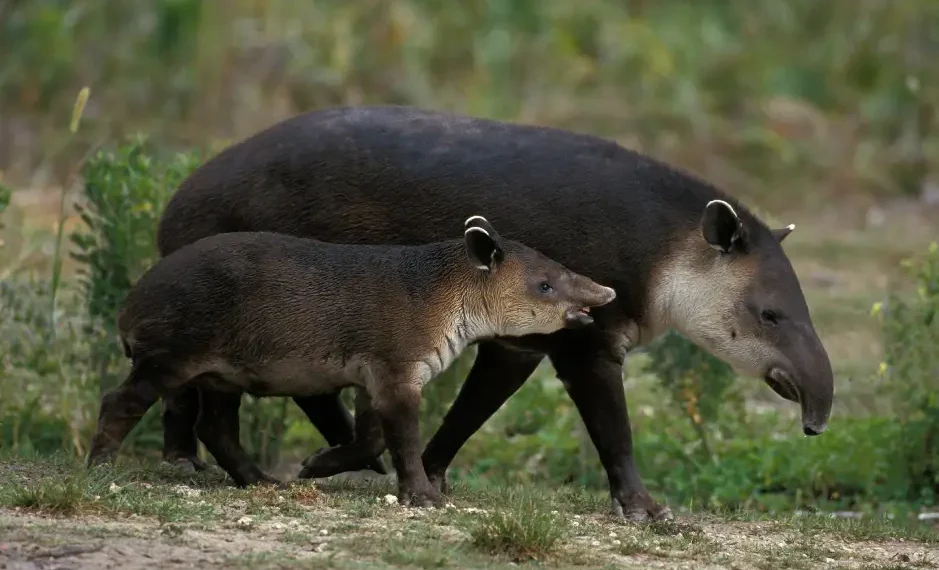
(155, 105, 834, 521)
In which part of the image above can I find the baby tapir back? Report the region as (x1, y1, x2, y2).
(118, 216, 616, 395)
(92, 216, 615, 499)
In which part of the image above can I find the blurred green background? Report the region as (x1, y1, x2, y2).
(1, 0, 938, 517)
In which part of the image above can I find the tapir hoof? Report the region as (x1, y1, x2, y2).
(400, 485, 446, 509)
(163, 455, 211, 473)
(612, 495, 674, 523)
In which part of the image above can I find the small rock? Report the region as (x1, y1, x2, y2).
(173, 485, 202, 499)
(382, 494, 398, 506)
(319, 528, 329, 535)
(612, 539, 621, 546)
(608, 532, 617, 538)
(269, 522, 286, 531)
(590, 540, 601, 547)
(108, 483, 122, 493)
(236, 516, 254, 529)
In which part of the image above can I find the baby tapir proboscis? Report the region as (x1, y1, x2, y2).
(86, 216, 616, 506)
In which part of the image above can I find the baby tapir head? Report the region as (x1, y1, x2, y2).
(462, 216, 616, 337)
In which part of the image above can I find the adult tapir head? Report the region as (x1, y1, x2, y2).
(647, 198, 833, 436)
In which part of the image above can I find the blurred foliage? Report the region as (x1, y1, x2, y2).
(877, 242, 939, 504)
(2, 0, 939, 204)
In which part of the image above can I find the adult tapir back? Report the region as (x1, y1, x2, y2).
(157, 105, 834, 522)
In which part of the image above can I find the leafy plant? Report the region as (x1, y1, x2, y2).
(877, 242, 939, 503)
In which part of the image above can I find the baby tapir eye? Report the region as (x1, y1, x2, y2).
(539, 282, 554, 294)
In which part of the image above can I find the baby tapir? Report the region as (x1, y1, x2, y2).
(86, 216, 615, 506)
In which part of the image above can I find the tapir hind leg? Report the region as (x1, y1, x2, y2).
(298, 387, 387, 479)
(87, 363, 165, 467)
(293, 390, 389, 475)
(161, 386, 210, 471)
(195, 387, 280, 488)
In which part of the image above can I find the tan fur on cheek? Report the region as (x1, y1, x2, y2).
(645, 240, 781, 378)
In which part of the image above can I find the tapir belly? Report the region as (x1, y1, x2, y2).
(183, 355, 377, 398)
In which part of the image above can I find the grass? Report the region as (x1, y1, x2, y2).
(2, 454, 939, 569)
(468, 497, 566, 562)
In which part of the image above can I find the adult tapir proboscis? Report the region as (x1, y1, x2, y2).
(154, 105, 834, 521)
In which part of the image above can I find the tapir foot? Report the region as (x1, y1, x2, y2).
(399, 482, 446, 508)
(298, 446, 388, 480)
(86, 449, 116, 469)
(163, 455, 211, 473)
(612, 493, 674, 522)
(426, 469, 450, 495)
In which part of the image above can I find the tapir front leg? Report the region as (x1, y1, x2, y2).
(421, 341, 544, 493)
(549, 338, 673, 522)
(372, 379, 443, 507)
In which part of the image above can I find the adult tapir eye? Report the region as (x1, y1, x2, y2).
(760, 310, 780, 326)
(539, 282, 554, 294)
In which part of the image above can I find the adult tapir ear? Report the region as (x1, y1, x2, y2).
(702, 199, 744, 253)
(464, 227, 504, 271)
(464, 215, 501, 240)
(771, 224, 795, 243)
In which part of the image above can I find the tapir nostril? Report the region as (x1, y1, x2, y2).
(803, 425, 822, 436)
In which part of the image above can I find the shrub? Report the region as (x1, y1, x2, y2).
(877, 242, 939, 503)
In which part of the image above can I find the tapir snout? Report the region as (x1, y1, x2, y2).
(765, 322, 834, 436)
(563, 280, 616, 328)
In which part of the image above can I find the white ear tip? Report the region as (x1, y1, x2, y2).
(464, 215, 488, 227)
(786, 223, 795, 231)
(464, 227, 490, 237)
(705, 199, 737, 218)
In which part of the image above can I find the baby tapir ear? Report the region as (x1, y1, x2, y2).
(771, 224, 795, 243)
(464, 215, 501, 240)
(464, 226, 504, 271)
(702, 199, 744, 253)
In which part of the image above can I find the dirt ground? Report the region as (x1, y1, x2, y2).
(1, 461, 938, 570)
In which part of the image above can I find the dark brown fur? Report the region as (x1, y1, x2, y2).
(153, 105, 834, 521)
(86, 218, 615, 506)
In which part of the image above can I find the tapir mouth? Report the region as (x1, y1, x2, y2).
(764, 368, 800, 403)
(564, 307, 595, 328)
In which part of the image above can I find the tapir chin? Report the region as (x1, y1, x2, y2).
(152, 105, 834, 521)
